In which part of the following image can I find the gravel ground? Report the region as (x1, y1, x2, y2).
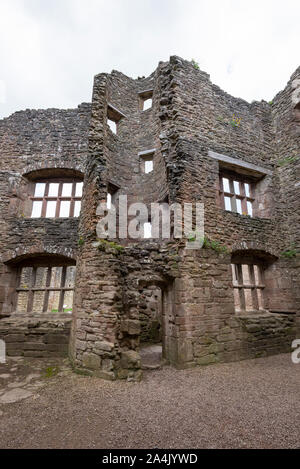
(0, 353, 299, 449)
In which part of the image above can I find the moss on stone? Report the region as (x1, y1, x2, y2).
(96, 239, 124, 253)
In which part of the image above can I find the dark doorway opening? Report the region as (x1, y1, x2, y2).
(139, 285, 163, 369)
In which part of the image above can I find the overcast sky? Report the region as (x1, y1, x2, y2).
(0, 0, 299, 118)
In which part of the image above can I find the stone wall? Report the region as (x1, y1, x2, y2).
(72, 240, 298, 375)
(0, 316, 71, 357)
(0, 57, 299, 375)
(271, 67, 300, 330)
(68, 58, 299, 378)
(0, 104, 90, 356)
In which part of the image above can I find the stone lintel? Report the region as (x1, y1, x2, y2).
(138, 148, 156, 157)
(107, 103, 127, 120)
(208, 150, 273, 177)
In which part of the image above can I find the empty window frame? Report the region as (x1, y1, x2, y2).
(231, 263, 265, 312)
(107, 120, 117, 134)
(106, 182, 119, 209)
(107, 104, 125, 135)
(139, 90, 153, 111)
(143, 98, 153, 111)
(139, 150, 155, 174)
(219, 172, 255, 216)
(31, 180, 83, 218)
(16, 265, 76, 313)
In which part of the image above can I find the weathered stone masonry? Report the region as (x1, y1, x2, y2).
(0, 57, 299, 380)
(0, 105, 90, 357)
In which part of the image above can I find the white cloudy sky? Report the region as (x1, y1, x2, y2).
(0, 0, 299, 118)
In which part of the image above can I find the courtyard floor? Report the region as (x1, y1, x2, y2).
(0, 353, 299, 449)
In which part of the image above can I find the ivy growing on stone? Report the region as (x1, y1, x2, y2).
(191, 59, 200, 70)
(97, 239, 124, 253)
(78, 237, 84, 246)
(277, 156, 298, 167)
(281, 244, 298, 258)
(187, 235, 229, 253)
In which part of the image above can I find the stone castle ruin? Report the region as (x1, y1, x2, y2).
(0, 56, 299, 380)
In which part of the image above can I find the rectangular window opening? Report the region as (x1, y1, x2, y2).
(74, 200, 81, 218)
(16, 265, 76, 314)
(143, 98, 152, 111)
(31, 201, 43, 218)
(107, 192, 112, 210)
(107, 104, 125, 136)
(139, 90, 153, 111)
(34, 183, 46, 198)
(139, 151, 155, 174)
(107, 182, 119, 210)
(30, 180, 83, 219)
(46, 200, 57, 218)
(224, 196, 232, 211)
(48, 183, 59, 197)
(59, 200, 71, 218)
(231, 263, 265, 313)
(107, 119, 117, 134)
(219, 171, 255, 217)
(145, 159, 153, 174)
(236, 198, 242, 215)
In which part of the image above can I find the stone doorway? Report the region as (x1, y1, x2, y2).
(139, 284, 163, 369)
(139, 280, 175, 369)
(140, 286, 162, 344)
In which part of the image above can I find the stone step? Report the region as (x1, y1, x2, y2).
(141, 363, 162, 371)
